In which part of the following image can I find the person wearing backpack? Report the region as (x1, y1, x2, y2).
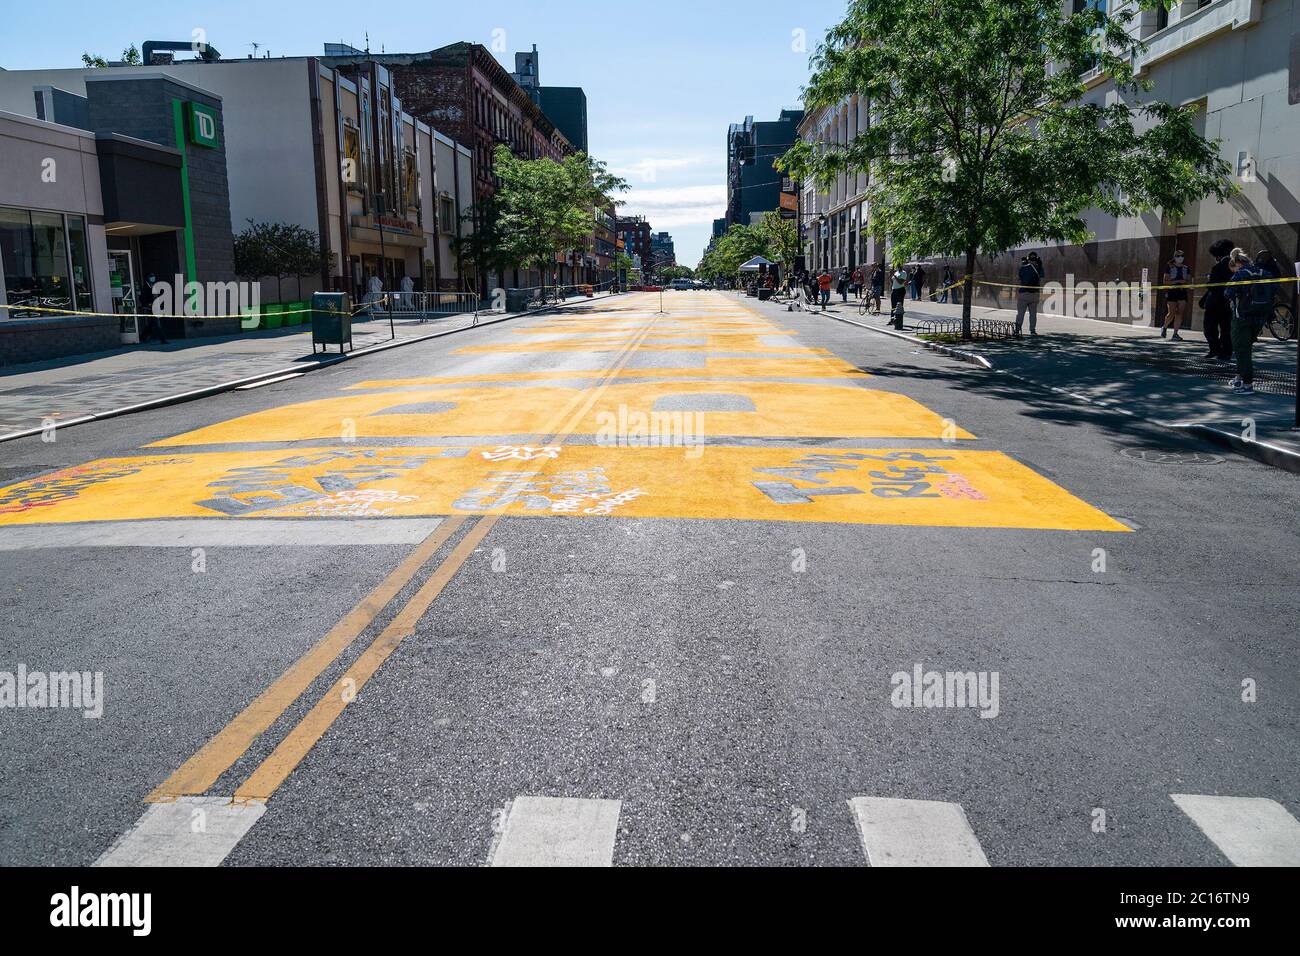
(1224, 247, 1275, 395)
(1014, 252, 1043, 337)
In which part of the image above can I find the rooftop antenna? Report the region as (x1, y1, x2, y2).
(365, 31, 370, 54)
(248, 42, 260, 58)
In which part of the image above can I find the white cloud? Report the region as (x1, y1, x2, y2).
(619, 184, 726, 229)
(609, 154, 712, 184)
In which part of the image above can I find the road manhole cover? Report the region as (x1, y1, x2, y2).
(1120, 447, 1225, 465)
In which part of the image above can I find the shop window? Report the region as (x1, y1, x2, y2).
(66, 215, 92, 311)
(0, 207, 75, 315)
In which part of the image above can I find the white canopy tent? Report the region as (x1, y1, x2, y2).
(737, 256, 775, 272)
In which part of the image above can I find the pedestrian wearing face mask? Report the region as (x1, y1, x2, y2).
(1160, 250, 1191, 341)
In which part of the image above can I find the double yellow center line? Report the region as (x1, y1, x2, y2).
(147, 308, 660, 805)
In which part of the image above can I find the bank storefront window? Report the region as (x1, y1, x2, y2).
(0, 206, 90, 316)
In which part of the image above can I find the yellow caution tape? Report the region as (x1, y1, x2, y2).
(0, 298, 379, 320)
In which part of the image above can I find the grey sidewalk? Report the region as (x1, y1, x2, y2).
(799, 292, 1300, 461)
(0, 292, 619, 439)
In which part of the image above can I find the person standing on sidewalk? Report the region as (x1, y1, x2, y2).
(940, 265, 954, 304)
(818, 270, 832, 306)
(1224, 247, 1274, 395)
(890, 263, 908, 327)
(837, 269, 850, 303)
(1160, 251, 1191, 341)
(870, 265, 885, 315)
(1014, 252, 1043, 338)
(1200, 239, 1236, 362)
(139, 273, 168, 345)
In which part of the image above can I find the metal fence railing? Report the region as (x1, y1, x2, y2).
(506, 280, 621, 312)
(359, 291, 481, 322)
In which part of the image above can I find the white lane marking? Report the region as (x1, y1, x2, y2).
(0, 518, 444, 549)
(490, 796, 622, 867)
(235, 373, 305, 390)
(95, 797, 265, 867)
(1171, 794, 1300, 866)
(848, 796, 990, 867)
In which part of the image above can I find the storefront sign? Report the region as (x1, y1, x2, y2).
(186, 103, 219, 149)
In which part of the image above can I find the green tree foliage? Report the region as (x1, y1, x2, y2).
(696, 215, 798, 283)
(758, 211, 800, 274)
(658, 265, 695, 282)
(491, 146, 628, 287)
(233, 221, 325, 300)
(80, 45, 140, 67)
(779, 0, 1233, 338)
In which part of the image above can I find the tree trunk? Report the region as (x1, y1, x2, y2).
(962, 247, 977, 341)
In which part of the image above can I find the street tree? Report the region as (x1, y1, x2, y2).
(779, 0, 1234, 339)
(758, 211, 800, 276)
(699, 224, 772, 284)
(233, 221, 325, 302)
(491, 145, 627, 294)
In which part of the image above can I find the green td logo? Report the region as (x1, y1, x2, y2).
(187, 102, 219, 149)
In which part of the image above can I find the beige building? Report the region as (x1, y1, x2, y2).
(797, 0, 1300, 319)
(0, 56, 478, 304)
(799, 96, 875, 276)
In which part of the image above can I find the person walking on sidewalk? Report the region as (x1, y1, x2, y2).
(818, 270, 832, 306)
(1160, 251, 1191, 340)
(837, 269, 851, 303)
(1014, 252, 1043, 338)
(1224, 247, 1274, 395)
(940, 265, 954, 304)
(1200, 238, 1236, 362)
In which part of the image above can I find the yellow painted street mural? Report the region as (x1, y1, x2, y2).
(0, 293, 1129, 533)
(0, 445, 1129, 531)
(148, 380, 972, 445)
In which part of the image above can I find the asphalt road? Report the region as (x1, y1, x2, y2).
(1, 290, 1297, 867)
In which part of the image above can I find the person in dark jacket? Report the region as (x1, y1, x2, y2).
(1224, 247, 1275, 395)
(1201, 239, 1236, 361)
(139, 273, 168, 344)
(1014, 252, 1043, 337)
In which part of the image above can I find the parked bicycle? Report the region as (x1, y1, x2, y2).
(859, 287, 882, 317)
(1265, 300, 1296, 341)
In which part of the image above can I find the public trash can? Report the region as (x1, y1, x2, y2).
(311, 292, 352, 354)
(506, 288, 530, 313)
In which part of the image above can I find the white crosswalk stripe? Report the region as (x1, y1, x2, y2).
(95, 797, 266, 867)
(1171, 794, 1300, 867)
(848, 796, 990, 867)
(489, 796, 622, 867)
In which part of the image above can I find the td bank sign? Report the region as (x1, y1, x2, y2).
(186, 102, 219, 149)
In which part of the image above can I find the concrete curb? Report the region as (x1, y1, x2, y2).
(804, 297, 1300, 475)
(1165, 422, 1300, 475)
(812, 307, 995, 369)
(0, 294, 618, 445)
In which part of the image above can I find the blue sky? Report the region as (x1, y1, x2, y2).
(0, 0, 848, 266)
